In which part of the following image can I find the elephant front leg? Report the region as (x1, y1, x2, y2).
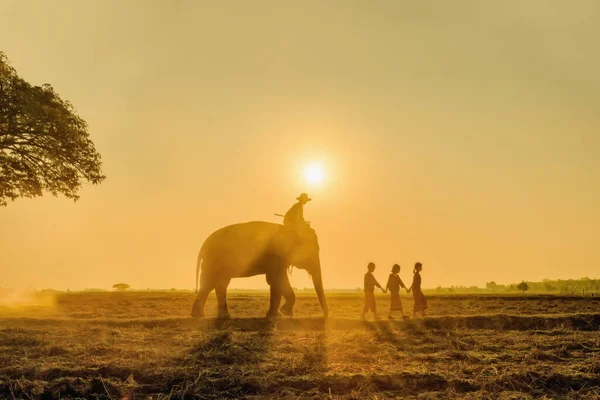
(279, 272, 296, 317)
(266, 272, 283, 318)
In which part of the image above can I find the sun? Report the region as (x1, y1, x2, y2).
(303, 162, 325, 186)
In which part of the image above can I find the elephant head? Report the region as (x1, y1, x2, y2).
(278, 226, 328, 317)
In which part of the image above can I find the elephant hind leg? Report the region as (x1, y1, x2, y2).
(191, 286, 212, 317)
(215, 279, 231, 319)
(191, 278, 214, 317)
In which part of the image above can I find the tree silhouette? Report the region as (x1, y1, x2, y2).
(544, 281, 556, 292)
(517, 281, 529, 293)
(0, 52, 105, 206)
(113, 283, 130, 292)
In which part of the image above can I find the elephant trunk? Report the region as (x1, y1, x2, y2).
(311, 268, 328, 318)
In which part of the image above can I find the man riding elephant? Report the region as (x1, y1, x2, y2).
(284, 193, 311, 228)
(191, 220, 328, 319)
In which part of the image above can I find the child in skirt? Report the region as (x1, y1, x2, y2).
(386, 264, 407, 319)
(407, 262, 427, 317)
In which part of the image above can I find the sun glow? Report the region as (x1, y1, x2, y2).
(303, 162, 325, 187)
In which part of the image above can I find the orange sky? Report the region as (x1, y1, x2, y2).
(1, 1, 599, 290)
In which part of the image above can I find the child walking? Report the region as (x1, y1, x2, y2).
(362, 262, 386, 320)
(407, 263, 427, 317)
(386, 264, 407, 319)
(407, 262, 427, 318)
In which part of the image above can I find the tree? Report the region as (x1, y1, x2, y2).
(517, 281, 529, 293)
(485, 281, 498, 291)
(113, 283, 130, 292)
(544, 281, 556, 292)
(0, 52, 105, 206)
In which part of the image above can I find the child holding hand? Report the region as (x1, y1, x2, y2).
(362, 262, 386, 320)
(386, 264, 407, 319)
(407, 262, 427, 318)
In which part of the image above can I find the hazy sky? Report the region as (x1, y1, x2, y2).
(1, 1, 599, 290)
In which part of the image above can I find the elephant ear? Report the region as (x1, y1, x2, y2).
(301, 227, 319, 251)
(274, 228, 296, 253)
(275, 226, 319, 257)
(278, 227, 301, 245)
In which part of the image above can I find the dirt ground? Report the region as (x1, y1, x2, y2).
(1, 292, 599, 399)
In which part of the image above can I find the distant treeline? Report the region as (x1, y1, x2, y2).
(2, 277, 599, 295)
(427, 277, 600, 295)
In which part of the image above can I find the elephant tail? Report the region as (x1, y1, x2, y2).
(195, 248, 203, 293)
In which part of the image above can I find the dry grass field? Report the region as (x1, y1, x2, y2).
(1, 292, 599, 399)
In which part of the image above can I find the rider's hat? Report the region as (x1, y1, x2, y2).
(297, 193, 312, 202)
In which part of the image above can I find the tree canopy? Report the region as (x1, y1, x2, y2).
(517, 281, 529, 293)
(113, 283, 130, 292)
(0, 52, 105, 206)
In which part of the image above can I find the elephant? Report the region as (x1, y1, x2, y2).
(190, 221, 328, 319)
